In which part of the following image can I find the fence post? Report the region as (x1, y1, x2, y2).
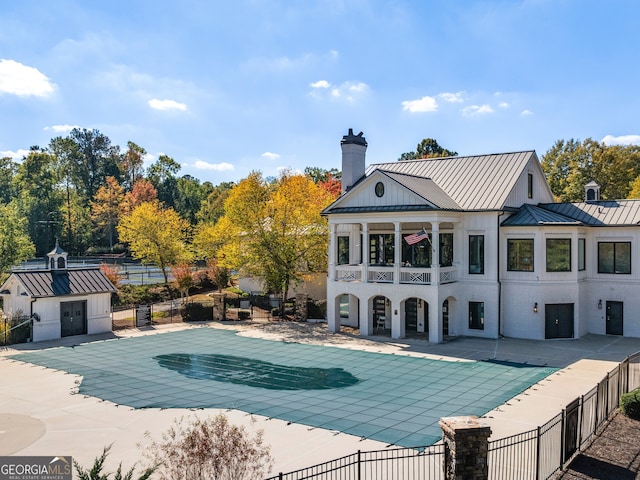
(357, 450, 361, 480)
(535, 425, 541, 480)
(211, 293, 226, 321)
(439, 416, 491, 480)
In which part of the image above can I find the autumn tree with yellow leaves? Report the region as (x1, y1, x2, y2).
(193, 171, 337, 306)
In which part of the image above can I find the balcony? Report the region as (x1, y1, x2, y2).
(334, 265, 456, 285)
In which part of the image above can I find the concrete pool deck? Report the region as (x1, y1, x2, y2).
(1, 321, 640, 476)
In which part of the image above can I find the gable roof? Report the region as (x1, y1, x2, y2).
(363, 151, 539, 210)
(6, 268, 117, 298)
(380, 171, 461, 210)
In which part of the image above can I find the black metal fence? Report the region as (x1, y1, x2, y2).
(264, 445, 445, 480)
(488, 351, 640, 480)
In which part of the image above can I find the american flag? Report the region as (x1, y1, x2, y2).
(404, 229, 428, 245)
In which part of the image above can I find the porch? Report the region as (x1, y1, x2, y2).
(334, 264, 457, 285)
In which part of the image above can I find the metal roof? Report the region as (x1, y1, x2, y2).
(502, 204, 583, 226)
(365, 151, 537, 210)
(10, 268, 117, 298)
(540, 200, 640, 226)
(379, 171, 461, 210)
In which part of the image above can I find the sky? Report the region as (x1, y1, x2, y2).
(1, 0, 639, 186)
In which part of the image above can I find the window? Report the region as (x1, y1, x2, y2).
(598, 242, 631, 274)
(439, 233, 454, 267)
(369, 234, 394, 265)
(469, 235, 484, 274)
(402, 235, 431, 267)
(546, 239, 571, 272)
(337, 236, 349, 265)
(508, 239, 534, 271)
(469, 302, 484, 330)
(578, 238, 585, 271)
(528, 173, 533, 199)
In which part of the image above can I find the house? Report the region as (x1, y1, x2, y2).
(0, 241, 117, 342)
(323, 129, 640, 342)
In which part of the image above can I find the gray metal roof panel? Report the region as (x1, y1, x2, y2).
(13, 268, 117, 297)
(379, 171, 462, 209)
(502, 204, 582, 226)
(540, 200, 640, 226)
(366, 151, 536, 210)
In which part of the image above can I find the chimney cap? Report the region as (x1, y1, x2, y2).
(341, 128, 367, 147)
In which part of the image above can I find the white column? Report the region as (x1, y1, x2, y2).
(359, 295, 370, 336)
(328, 223, 337, 281)
(350, 224, 361, 264)
(432, 221, 440, 286)
(361, 223, 369, 283)
(394, 222, 401, 284)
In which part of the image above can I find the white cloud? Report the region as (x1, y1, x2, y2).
(0, 148, 30, 160)
(262, 152, 280, 160)
(44, 124, 80, 134)
(0, 59, 56, 97)
(193, 160, 234, 171)
(310, 80, 330, 89)
(402, 96, 438, 113)
(498, 102, 509, 108)
(602, 134, 640, 146)
(520, 109, 534, 116)
(311, 81, 369, 103)
(462, 104, 494, 116)
(439, 92, 465, 103)
(148, 98, 188, 111)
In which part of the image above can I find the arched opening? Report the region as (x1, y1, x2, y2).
(442, 299, 450, 336)
(404, 297, 428, 337)
(372, 295, 390, 335)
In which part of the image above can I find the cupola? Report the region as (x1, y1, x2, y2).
(47, 239, 68, 271)
(585, 180, 600, 202)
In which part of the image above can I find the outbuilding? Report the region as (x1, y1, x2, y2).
(0, 242, 116, 342)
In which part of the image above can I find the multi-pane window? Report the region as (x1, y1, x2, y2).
(546, 239, 571, 272)
(469, 235, 484, 274)
(369, 234, 394, 265)
(507, 239, 534, 271)
(578, 238, 586, 271)
(439, 233, 454, 267)
(598, 242, 631, 274)
(469, 302, 484, 330)
(402, 236, 431, 267)
(337, 236, 349, 265)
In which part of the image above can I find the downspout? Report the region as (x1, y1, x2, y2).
(497, 211, 504, 338)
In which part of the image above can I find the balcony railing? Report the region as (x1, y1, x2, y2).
(334, 265, 456, 285)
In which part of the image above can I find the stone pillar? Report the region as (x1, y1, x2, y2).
(295, 293, 308, 322)
(211, 293, 226, 321)
(439, 416, 492, 480)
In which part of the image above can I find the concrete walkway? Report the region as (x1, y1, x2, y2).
(1, 323, 639, 476)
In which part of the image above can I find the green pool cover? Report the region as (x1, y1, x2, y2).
(11, 328, 556, 447)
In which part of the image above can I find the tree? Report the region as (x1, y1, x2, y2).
(174, 175, 213, 224)
(141, 414, 272, 480)
(91, 177, 125, 252)
(0, 156, 17, 204)
(99, 263, 121, 289)
(629, 175, 640, 199)
(541, 138, 640, 202)
(147, 154, 181, 207)
(121, 141, 146, 190)
(117, 202, 192, 286)
(197, 171, 334, 308)
(171, 263, 194, 303)
(123, 179, 158, 213)
(196, 182, 235, 225)
(398, 138, 457, 161)
(0, 201, 36, 273)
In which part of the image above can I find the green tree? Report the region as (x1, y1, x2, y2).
(91, 176, 125, 252)
(117, 202, 192, 286)
(0, 156, 17, 204)
(398, 138, 457, 161)
(541, 138, 640, 202)
(147, 154, 181, 207)
(196, 182, 235, 225)
(0, 201, 36, 272)
(174, 175, 213, 224)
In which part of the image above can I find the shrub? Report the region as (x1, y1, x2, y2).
(180, 302, 213, 322)
(142, 414, 273, 480)
(75, 444, 156, 480)
(620, 387, 640, 420)
(307, 299, 326, 319)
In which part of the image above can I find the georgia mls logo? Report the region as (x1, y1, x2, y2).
(0, 456, 72, 480)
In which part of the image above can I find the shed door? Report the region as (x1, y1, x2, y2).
(606, 301, 623, 336)
(61, 301, 87, 337)
(545, 303, 574, 339)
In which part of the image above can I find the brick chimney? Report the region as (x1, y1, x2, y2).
(341, 128, 367, 193)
